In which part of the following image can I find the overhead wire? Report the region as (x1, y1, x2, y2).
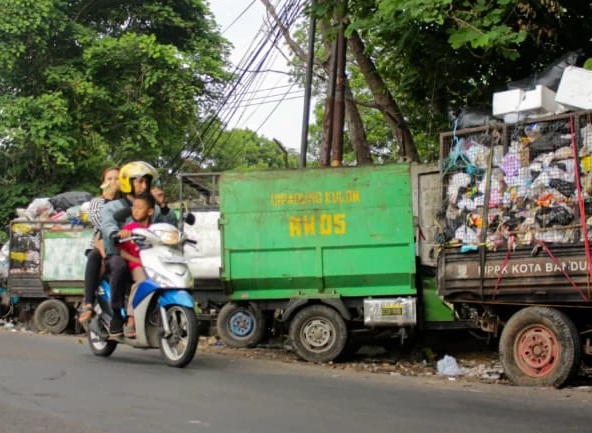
(205, 0, 305, 166)
(170, 0, 266, 171)
(171, 0, 306, 172)
(199, 0, 303, 163)
(229, 1, 304, 135)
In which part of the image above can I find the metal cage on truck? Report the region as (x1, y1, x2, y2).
(8, 220, 92, 333)
(437, 110, 592, 387)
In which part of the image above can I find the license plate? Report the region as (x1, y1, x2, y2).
(381, 304, 403, 316)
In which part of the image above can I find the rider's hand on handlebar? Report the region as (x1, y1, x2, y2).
(118, 229, 132, 239)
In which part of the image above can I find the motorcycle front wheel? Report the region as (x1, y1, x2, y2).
(159, 305, 199, 368)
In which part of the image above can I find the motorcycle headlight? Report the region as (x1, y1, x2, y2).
(158, 230, 179, 246)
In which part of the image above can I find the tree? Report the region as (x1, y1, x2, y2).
(297, 0, 592, 163)
(0, 0, 230, 230)
(200, 128, 299, 171)
(349, 0, 592, 127)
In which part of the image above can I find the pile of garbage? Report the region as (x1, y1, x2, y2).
(6, 191, 92, 276)
(440, 51, 592, 251)
(14, 191, 93, 225)
(441, 113, 592, 249)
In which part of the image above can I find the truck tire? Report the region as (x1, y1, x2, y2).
(289, 304, 347, 363)
(499, 307, 581, 388)
(216, 302, 265, 348)
(34, 299, 70, 334)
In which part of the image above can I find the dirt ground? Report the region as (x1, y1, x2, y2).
(198, 330, 508, 384)
(197, 329, 592, 388)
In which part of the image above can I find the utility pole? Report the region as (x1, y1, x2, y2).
(320, 36, 337, 167)
(299, 0, 316, 169)
(330, 4, 346, 167)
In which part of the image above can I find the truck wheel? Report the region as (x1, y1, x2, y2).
(499, 307, 581, 388)
(289, 304, 347, 363)
(216, 302, 265, 348)
(34, 299, 70, 334)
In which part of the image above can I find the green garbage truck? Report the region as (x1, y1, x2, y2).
(215, 163, 459, 363)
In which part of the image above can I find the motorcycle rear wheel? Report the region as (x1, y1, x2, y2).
(159, 305, 199, 368)
(88, 318, 118, 357)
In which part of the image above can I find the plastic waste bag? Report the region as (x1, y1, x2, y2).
(454, 225, 479, 244)
(437, 355, 463, 376)
(507, 51, 581, 92)
(501, 153, 521, 177)
(453, 108, 494, 130)
(25, 198, 53, 220)
(535, 205, 574, 227)
(447, 172, 471, 203)
(49, 191, 92, 212)
(549, 178, 575, 197)
(0, 244, 9, 280)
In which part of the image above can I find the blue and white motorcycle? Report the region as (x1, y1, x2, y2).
(87, 222, 199, 368)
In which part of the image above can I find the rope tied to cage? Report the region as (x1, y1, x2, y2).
(570, 114, 592, 301)
(442, 119, 476, 175)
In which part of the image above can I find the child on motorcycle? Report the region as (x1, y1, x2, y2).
(100, 161, 165, 338)
(115, 192, 156, 338)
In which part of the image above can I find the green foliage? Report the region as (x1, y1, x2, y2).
(201, 128, 299, 171)
(0, 0, 230, 232)
(329, 0, 592, 162)
(374, 0, 528, 59)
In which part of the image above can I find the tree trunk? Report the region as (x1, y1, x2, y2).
(344, 78, 372, 165)
(261, 0, 372, 166)
(348, 30, 419, 162)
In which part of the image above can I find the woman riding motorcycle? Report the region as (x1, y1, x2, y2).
(99, 161, 168, 337)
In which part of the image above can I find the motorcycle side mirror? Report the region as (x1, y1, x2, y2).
(113, 207, 131, 223)
(184, 213, 196, 226)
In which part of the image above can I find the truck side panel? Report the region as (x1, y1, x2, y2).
(439, 245, 590, 303)
(219, 164, 416, 300)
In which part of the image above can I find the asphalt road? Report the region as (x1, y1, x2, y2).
(0, 331, 591, 433)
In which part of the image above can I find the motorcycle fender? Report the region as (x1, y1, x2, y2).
(158, 290, 194, 309)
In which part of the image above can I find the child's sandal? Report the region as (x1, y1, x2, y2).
(78, 303, 93, 324)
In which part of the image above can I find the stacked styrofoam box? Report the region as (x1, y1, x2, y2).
(492, 85, 565, 123)
(556, 66, 592, 110)
(492, 88, 524, 117)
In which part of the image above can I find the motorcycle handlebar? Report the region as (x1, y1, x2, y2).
(112, 234, 145, 244)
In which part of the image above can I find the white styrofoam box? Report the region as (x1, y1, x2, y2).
(556, 66, 592, 110)
(503, 109, 563, 124)
(493, 88, 525, 116)
(517, 85, 560, 114)
(494, 85, 565, 122)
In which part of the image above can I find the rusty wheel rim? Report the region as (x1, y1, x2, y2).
(514, 325, 560, 378)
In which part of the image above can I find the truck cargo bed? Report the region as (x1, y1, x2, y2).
(438, 243, 592, 304)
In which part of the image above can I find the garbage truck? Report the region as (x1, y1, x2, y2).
(213, 109, 592, 387)
(6, 221, 92, 333)
(436, 110, 592, 387)
(214, 163, 460, 363)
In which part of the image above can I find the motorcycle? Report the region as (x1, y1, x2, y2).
(86, 222, 199, 368)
